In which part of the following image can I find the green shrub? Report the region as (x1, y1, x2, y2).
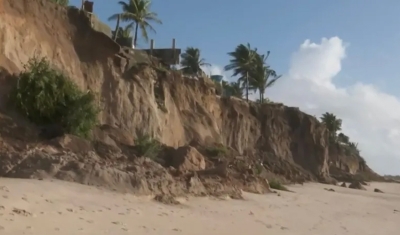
(204, 145, 228, 157)
(9, 57, 99, 138)
(269, 179, 289, 191)
(135, 135, 162, 159)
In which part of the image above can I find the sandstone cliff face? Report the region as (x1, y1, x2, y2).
(328, 144, 383, 181)
(329, 144, 362, 174)
(0, 0, 378, 183)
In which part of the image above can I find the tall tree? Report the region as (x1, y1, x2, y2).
(225, 43, 258, 102)
(180, 47, 210, 76)
(109, 0, 162, 47)
(320, 112, 342, 142)
(248, 52, 280, 103)
(112, 15, 121, 41)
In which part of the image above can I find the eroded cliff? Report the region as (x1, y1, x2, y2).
(0, 0, 381, 195)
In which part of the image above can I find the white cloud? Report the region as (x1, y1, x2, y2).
(267, 37, 400, 175)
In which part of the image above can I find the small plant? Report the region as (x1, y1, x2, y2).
(9, 56, 100, 138)
(135, 134, 162, 159)
(204, 145, 228, 157)
(255, 164, 264, 175)
(269, 179, 289, 191)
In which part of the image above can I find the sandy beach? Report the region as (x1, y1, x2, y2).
(0, 179, 398, 235)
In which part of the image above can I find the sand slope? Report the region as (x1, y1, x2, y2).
(0, 179, 399, 235)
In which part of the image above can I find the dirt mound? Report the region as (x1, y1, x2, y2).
(349, 181, 366, 190)
(0, 137, 247, 198)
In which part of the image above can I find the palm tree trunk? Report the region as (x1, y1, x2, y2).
(259, 89, 262, 103)
(133, 23, 139, 47)
(262, 90, 265, 103)
(113, 15, 120, 41)
(246, 71, 249, 102)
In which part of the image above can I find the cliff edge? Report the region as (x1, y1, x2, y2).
(0, 0, 382, 197)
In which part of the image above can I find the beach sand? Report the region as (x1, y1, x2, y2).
(0, 178, 399, 235)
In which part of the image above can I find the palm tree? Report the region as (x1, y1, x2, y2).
(180, 47, 210, 76)
(109, 0, 162, 47)
(112, 15, 121, 41)
(337, 132, 350, 144)
(320, 112, 342, 142)
(248, 52, 280, 103)
(225, 43, 258, 102)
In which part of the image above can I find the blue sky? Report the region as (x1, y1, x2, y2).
(69, 0, 400, 174)
(70, 0, 400, 93)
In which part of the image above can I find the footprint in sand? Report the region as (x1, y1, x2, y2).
(12, 208, 32, 217)
(0, 186, 9, 192)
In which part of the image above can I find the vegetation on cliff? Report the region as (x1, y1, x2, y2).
(180, 47, 211, 76)
(320, 112, 360, 156)
(108, 0, 162, 47)
(225, 44, 280, 103)
(0, 0, 378, 189)
(9, 57, 99, 138)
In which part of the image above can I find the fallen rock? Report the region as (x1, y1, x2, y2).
(374, 188, 384, 193)
(153, 194, 180, 205)
(50, 134, 93, 153)
(243, 178, 271, 194)
(340, 182, 347, 188)
(348, 181, 366, 190)
(170, 146, 206, 172)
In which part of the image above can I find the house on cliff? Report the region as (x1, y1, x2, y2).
(81, 1, 180, 67)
